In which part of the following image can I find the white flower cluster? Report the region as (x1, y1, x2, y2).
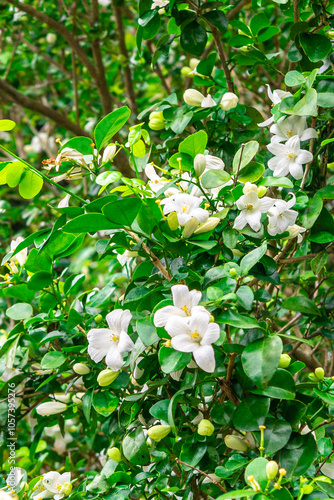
(154, 285, 220, 373)
(32, 472, 72, 500)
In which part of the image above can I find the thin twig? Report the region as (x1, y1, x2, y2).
(127, 231, 172, 280)
(175, 458, 227, 492)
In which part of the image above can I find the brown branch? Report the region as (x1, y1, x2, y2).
(175, 458, 227, 492)
(0, 78, 89, 137)
(112, 0, 138, 115)
(208, 26, 234, 93)
(127, 230, 172, 280)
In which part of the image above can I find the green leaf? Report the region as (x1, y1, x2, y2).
(92, 392, 119, 416)
(260, 176, 294, 188)
(6, 302, 33, 320)
(122, 426, 150, 465)
(201, 169, 231, 188)
(136, 317, 159, 347)
(102, 198, 142, 227)
(27, 271, 53, 291)
(169, 152, 193, 171)
(5, 161, 25, 188)
(82, 390, 94, 424)
(218, 310, 261, 329)
(236, 286, 254, 310)
(158, 346, 192, 373)
(252, 369, 296, 400)
(257, 26, 280, 42)
(95, 171, 122, 186)
(202, 10, 228, 33)
(250, 12, 270, 36)
(280, 433, 317, 477)
(19, 170, 43, 199)
(94, 106, 131, 150)
(263, 417, 292, 453)
(300, 33, 332, 62)
(64, 213, 114, 233)
(245, 457, 268, 490)
(317, 92, 334, 108)
(292, 88, 317, 117)
(300, 196, 323, 228)
(282, 296, 320, 316)
(0, 119, 16, 131)
(229, 35, 254, 47)
(180, 443, 207, 469)
(60, 137, 94, 155)
(180, 21, 207, 57)
(313, 388, 334, 407)
(233, 141, 259, 173)
(233, 396, 270, 431)
(240, 241, 267, 275)
(237, 161, 265, 183)
(284, 71, 306, 87)
(179, 130, 208, 158)
(217, 491, 256, 500)
(241, 335, 283, 387)
(309, 232, 334, 244)
(41, 351, 66, 369)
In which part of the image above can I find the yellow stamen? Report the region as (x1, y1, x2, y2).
(204, 203, 210, 209)
(55, 138, 61, 144)
(191, 332, 199, 338)
(247, 204, 254, 210)
(155, 199, 161, 205)
(259, 425, 266, 430)
(112, 335, 118, 342)
(56, 485, 62, 491)
(165, 339, 171, 347)
(181, 305, 188, 313)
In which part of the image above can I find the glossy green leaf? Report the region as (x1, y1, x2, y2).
(94, 106, 131, 150)
(233, 141, 259, 173)
(179, 130, 208, 158)
(233, 396, 270, 431)
(252, 369, 296, 400)
(201, 169, 231, 188)
(102, 198, 142, 227)
(282, 296, 320, 316)
(6, 302, 33, 320)
(93, 392, 119, 416)
(41, 351, 66, 369)
(180, 21, 207, 57)
(280, 433, 317, 477)
(300, 33, 332, 62)
(64, 213, 114, 233)
(19, 170, 43, 199)
(241, 335, 283, 387)
(158, 346, 192, 373)
(122, 426, 150, 465)
(240, 241, 267, 275)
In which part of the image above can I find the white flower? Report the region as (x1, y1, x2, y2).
(183, 89, 216, 108)
(258, 85, 292, 127)
(10, 236, 27, 267)
(102, 144, 117, 164)
(117, 250, 138, 267)
(45, 421, 74, 455)
(160, 193, 209, 228)
(0, 491, 14, 500)
(23, 133, 54, 154)
(233, 182, 275, 232)
(57, 194, 70, 208)
(220, 92, 239, 111)
(87, 309, 134, 371)
(194, 154, 225, 176)
(267, 135, 313, 179)
(154, 284, 209, 328)
(145, 163, 168, 193)
(151, 0, 168, 8)
(286, 224, 306, 243)
(42, 472, 72, 500)
(46, 33, 57, 44)
(98, 0, 111, 5)
(36, 402, 67, 416)
(270, 116, 318, 143)
(267, 194, 298, 236)
(165, 308, 220, 373)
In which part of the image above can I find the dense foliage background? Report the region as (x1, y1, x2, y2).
(1, 1, 334, 500)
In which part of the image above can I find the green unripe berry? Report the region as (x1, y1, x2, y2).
(229, 268, 237, 277)
(181, 66, 192, 77)
(278, 354, 291, 369)
(315, 367, 325, 380)
(95, 314, 103, 323)
(266, 460, 278, 480)
(107, 447, 122, 462)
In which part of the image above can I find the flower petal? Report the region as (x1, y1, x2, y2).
(172, 285, 192, 310)
(296, 150, 313, 165)
(193, 345, 216, 373)
(300, 128, 318, 141)
(245, 210, 261, 232)
(154, 305, 186, 327)
(165, 316, 191, 338)
(106, 309, 132, 334)
(289, 161, 304, 180)
(201, 322, 220, 345)
(172, 334, 197, 352)
(105, 346, 124, 371)
(118, 331, 134, 353)
(87, 329, 112, 363)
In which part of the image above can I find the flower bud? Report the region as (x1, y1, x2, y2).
(61, 483, 72, 496)
(183, 89, 205, 107)
(46, 33, 57, 44)
(36, 402, 67, 416)
(102, 144, 117, 164)
(97, 368, 120, 387)
(107, 447, 122, 462)
(194, 154, 207, 176)
(224, 434, 248, 451)
(72, 392, 85, 404)
(147, 424, 171, 442)
(314, 367, 325, 380)
(181, 66, 192, 77)
(53, 393, 71, 403)
(266, 461, 279, 480)
(167, 211, 179, 231)
(182, 217, 200, 238)
(257, 186, 267, 198)
(194, 217, 220, 235)
(149, 111, 165, 131)
(278, 354, 291, 368)
(189, 58, 200, 70)
(229, 268, 237, 277)
(327, 30, 334, 39)
(95, 314, 103, 323)
(198, 419, 214, 436)
(220, 92, 239, 111)
(73, 363, 90, 375)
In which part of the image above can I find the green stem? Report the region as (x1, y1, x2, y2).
(0, 144, 87, 204)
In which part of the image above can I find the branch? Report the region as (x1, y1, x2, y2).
(175, 458, 227, 492)
(112, 0, 138, 115)
(0, 78, 89, 137)
(127, 231, 172, 280)
(206, 26, 234, 93)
